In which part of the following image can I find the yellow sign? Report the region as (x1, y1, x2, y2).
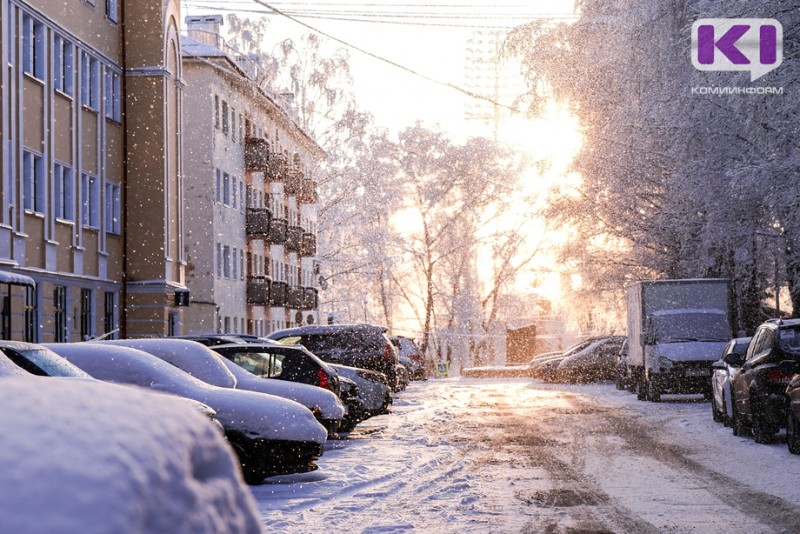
(434, 361, 449, 378)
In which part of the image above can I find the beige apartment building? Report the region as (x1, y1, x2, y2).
(181, 15, 323, 336)
(0, 0, 187, 340)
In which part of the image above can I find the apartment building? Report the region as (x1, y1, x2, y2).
(181, 15, 323, 336)
(0, 0, 187, 340)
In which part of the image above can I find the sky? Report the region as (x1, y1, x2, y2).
(181, 0, 577, 140)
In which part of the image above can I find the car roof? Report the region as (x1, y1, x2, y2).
(269, 324, 389, 337)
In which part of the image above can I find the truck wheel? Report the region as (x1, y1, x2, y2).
(647, 375, 661, 403)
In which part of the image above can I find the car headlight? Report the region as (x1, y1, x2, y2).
(658, 356, 674, 370)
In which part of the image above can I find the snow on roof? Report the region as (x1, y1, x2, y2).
(0, 377, 261, 533)
(48, 343, 327, 444)
(98, 339, 237, 388)
(218, 356, 345, 421)
(0, 270, 35, 287)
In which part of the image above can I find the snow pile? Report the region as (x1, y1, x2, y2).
(0, 377, 263, 533)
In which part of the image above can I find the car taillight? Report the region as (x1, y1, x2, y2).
(767, 369, 794, 385)
(317, 368, 330, 390)
(410, 353, 422, 361)
(384, 344, 393, 359)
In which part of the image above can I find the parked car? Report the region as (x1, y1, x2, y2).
(395, 363, 410, 390)
(615, 339, 629, 390)
(556, 336, 626, 383)
(528, 339, 597, 380)
(183, 335, 389, 432)
(48, 342, 327, 483)
(390, 335, 427, 380)
(784, 368, 800, 454)
(0, 351, 36, 377)
(97, 338, 344, 437)
(267, 324, 400, 389)
(0, 340, 92, 379)
(729, 319, 800, 443)
(710, 337, 751, 426)
(0, 377, 262, 532)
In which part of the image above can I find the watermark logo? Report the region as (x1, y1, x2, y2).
(691, 19, 783, 81)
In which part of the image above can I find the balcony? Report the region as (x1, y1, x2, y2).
(302, 287, 318, 310)
(299, 179, 318, 204)
(268, 218, 288, 245)
(245, 207, 271, 236)
(300, 233, 317, 256)
(286, 225, 304, 251)
(244, 137, 270, 171)
(287, 286, 305, 309)
(246, 277, 271, 306)
(270, 281, 288, 307)
(266, 154, 288, 182)
(285, 170, 303, 196)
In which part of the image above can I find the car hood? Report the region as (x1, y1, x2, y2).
(656, 341, 729, 362)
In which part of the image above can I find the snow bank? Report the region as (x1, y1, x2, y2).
(0, 377, 262, 533)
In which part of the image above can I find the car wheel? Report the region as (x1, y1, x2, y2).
(787, 410, 800, 455)
(711, 395, 723, 423)
(731, 396, 749, 437)
(751, 395, 777, 444)
(647, 375, 661, 403)
(721, 396, 732, 428)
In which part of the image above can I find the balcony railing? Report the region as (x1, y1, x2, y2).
(300, 233, 317, 256)
(302, 287, 318, 310)
(285, 170, 303, 196)
(268, 218, 288, 244)
(287, 286, 305, 309)
(299, 179, 318, 204)
(270, 281, 288, 307)
(244, 137, 270, 171)
(245, 207, 272, 236)
(246, 277, 271, 305)
(267, 154, 288, 182)
(286, 225, 304, 251)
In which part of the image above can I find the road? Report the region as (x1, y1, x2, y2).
(251, 378, 800, 533)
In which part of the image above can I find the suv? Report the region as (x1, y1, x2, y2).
(390, 335, 427, 380)
(267, 324, 400, 388)
(729, 319, 800, 443)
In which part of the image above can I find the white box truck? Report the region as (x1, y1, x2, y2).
(626, 279, 732, 402)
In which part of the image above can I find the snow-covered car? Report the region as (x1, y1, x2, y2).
(711, 336, 751, 426)
(0, 377, 261, 533)
(556, 336, 626, 383)
(0, 351, 30, 377)
(329, 363, 392, 418)
(97, 338, 344, 434)
(395, 363, 409, 390)
(390, 335, 427, 380)
(0, 340, 93, 378)
(47, 342, 327, 483)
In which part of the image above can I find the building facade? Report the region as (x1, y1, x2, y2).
(181, 15, 322, 336)
(0, 0, 187, 341)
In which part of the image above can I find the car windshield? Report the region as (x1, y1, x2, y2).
(18, 348, 92, 378)
(654, 313, 730, 343)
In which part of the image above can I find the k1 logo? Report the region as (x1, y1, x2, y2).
(691, 19, 783, 81)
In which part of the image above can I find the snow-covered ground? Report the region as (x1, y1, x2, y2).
(253, 377, 800, 533)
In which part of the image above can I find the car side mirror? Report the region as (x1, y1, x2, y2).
(712, 360, 725, 369)
(779, 360, 799, 375)
(723, 353, 743, 367)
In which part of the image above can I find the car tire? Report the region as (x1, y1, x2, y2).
(787, 410, 800, 455)
(721, 396, 732, 428)
(751, 395, 776, 444)
(647, 375, 661, 403)
(711, 395, 724, 423)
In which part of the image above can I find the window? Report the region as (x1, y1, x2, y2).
(80, 288, 92, 340)
(215, 169, 221, 202)
(214, 95, 220, 129)
(53, 36, 74, 96)
(104, 292, 116, 338)
(222, 101, 229, 134)
(54, 162, 74, 221)
(105, 182, 121, 234)
(232, 247, 238, 280)
(246, 185, 252, 208)
(232, 177, 237, 209)
(24, 286, 37, 343)
(223, 246, 231, 278)
(81, 173, 99, 227)
(106, 0, 118, 23)
(22, 151, 45, 213)
(54, 286, 68, 342)
(241, 250, 245, 281)
(231, 110, 236, 142)
(223, 173, 230, 205)
(239, 114, 244, 144)
(22, 15, 45, 79)
(216, 243, 222, 277)
(239, 182, 244, 213)
(81, 53, 100, 109)
(104, 68, 121, 122)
